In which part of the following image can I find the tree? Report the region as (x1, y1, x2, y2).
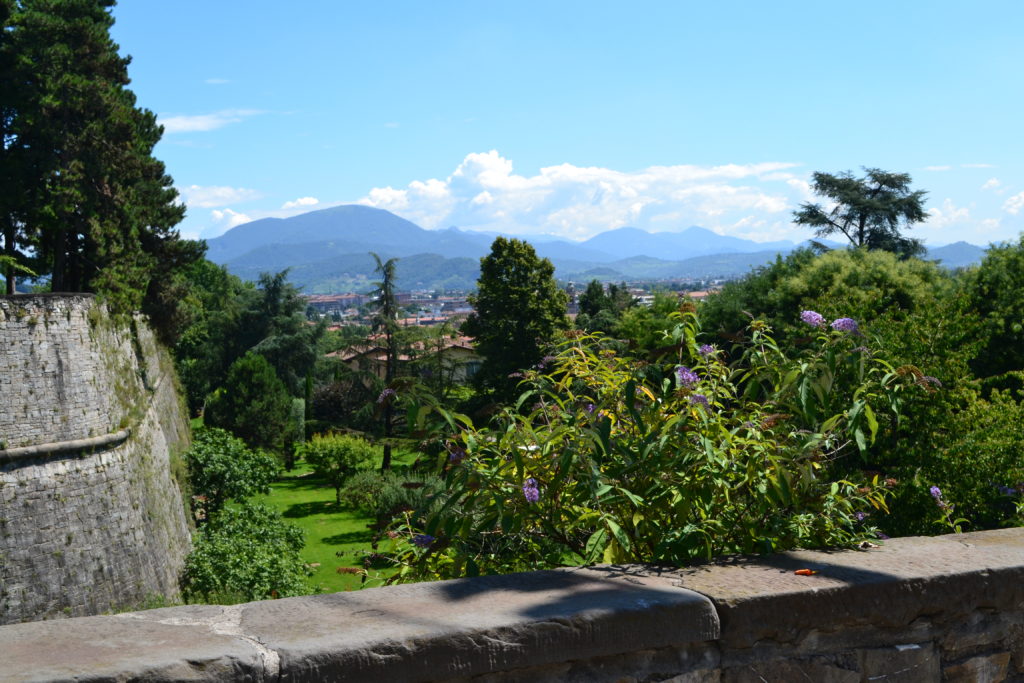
(0, 0, 200, 315)
(965, 234, 1024, 380)
(793, 168, 928, 258)
(185, 427, 281, 521)
(182, 503, 308, 603)
(205, 353, 295, 454)
(369, 253, 399, 470)
(462, 237, 567, 401)
(300, 433, 379, 504)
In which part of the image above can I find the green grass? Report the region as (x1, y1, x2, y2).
(254, 448, 423, 593)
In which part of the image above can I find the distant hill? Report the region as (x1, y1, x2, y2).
(204, 204, 986, 291)
(925, 241, 986, 269)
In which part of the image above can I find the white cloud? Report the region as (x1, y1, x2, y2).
(924, 165, 952, 172)
(281, 196, 319, 210)
(178, 185, 261, 208)
(1003, 192, 1024, 215)
(204, 78, 230, 85)
(927, 199, 970, 228)
(962, 163, 995, 169)
(159, 109, 263, 133)
(210, 208, 252, 231)
(981, 178, 1002, 191)
(354, 151, 803, 242)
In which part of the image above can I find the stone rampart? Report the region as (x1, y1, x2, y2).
(0, 294, 192, 624)
(2, 528, 1021, 682)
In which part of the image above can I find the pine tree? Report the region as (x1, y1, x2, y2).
(1, 0, 198, 329)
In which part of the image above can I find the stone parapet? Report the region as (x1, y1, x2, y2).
(2, 528, 1022, 682)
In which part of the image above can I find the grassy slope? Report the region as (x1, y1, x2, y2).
(255, 451, 419, 594)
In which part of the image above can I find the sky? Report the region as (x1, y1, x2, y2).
(110, 1, 1024, 247)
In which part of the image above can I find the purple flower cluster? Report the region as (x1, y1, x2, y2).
(930, 485, 952, 511)
(411, 534, 435, 548)
(522, 478, 540, 503)
(447, 446, 467, 464)
(688, 393, 710, 407)
(698, 344, 716, 357)
(376, 388, 397, 404)
(676, 366, 699, 388)
(830, 317, 860, 334)
(584, 403, 596, 414)
(801, 310, 825, 327)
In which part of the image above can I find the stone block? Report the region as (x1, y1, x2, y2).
(943, 652, 1011, 683)
(239, 566, 719, 682)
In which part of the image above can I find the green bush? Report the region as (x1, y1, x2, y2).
(301, 433, 380, 503)
(185, 427, 280, 520)
(341, 470, 444, 522)
(205, 353, 295, 454)
(388, 311, 923, 581)
(182, 503, 309, 603)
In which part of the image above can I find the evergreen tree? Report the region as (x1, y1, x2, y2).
(793, 168, 928, 258)
(0, 0, 199, 325)
(205, 353, 295, 455)
(463, 237, 567, 401)
(369, 253, 399, 471)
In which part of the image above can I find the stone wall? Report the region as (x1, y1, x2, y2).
(0, 294, 192, 624)
(2, 528, 1021, 682)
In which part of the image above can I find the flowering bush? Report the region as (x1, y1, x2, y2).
(385, 311, 923, 581)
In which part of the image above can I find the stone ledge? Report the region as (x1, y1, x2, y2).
(0, 566, 718, 682)
(0, 428, 131, 462)
(1, 529, 1022, 682)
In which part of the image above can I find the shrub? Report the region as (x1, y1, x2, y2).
(182, 503, 309, 603)
(301, 433, 380, 503)
(205, 353, 295, 453)
(341, 470, 444, 522)
(388, 311, 922, 581)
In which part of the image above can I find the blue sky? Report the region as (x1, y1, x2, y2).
(111, 1, 1024, 247)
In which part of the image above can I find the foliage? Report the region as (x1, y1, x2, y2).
(0, 0, 200, 322)
(182, 503, 309, 603)
(613, 291, 684, 356)
(793, 168, 928, 258)
(370, 253, 399, 470)
(185, 427, 280, 520)
(205, 353, 296, 454)
(301, 433, 380, 503)
(576, 280, 634, 332)
(389, 313, 921, 581)
(173, 267, 324, 414)
(699, 248, 953, 346)
(340, 469, 444, 523)
(880, 385, 1024, 536)
(463, 237, 568, 402)
(964, 234, 1024, 380)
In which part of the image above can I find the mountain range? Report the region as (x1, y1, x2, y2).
(204, 204, 987, 292)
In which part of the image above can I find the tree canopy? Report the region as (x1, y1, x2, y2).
(0, 0, 201, 323)
(793, 168, 928, 258)
(462, 237, 567, 401)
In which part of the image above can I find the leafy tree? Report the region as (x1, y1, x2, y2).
(965, 234, 1024, 380)
(300, 433, 380, 504)
(793, 168, 928, 258)
(205, 353, 295, 454)
(185, 427, 280, 521)
(462, 237, 567, 401)
(614, 291, 683, 356)
(182, 503, 308, 603)
(577, 280, 634, 332)
(0, 0, 200, 319)
(370, 253, 399, 470)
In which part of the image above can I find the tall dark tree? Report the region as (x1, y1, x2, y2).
(793, 168, 928, 258)
(369, 253, 399, 471)
(463, 237, 567, 401)
(0, 0, 199, 322)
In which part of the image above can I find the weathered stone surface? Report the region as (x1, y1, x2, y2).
(943, 652, 1011, 683)
(1, 608, 266, 682)
(0, 295, 192, 624)
(858, 642, 939, 681)
(723, 657, 859, 683)
(656, 529, 1024, 660)
(239, 566, 718, 682)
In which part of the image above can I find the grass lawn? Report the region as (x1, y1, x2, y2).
(255, 449, 421, 594)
